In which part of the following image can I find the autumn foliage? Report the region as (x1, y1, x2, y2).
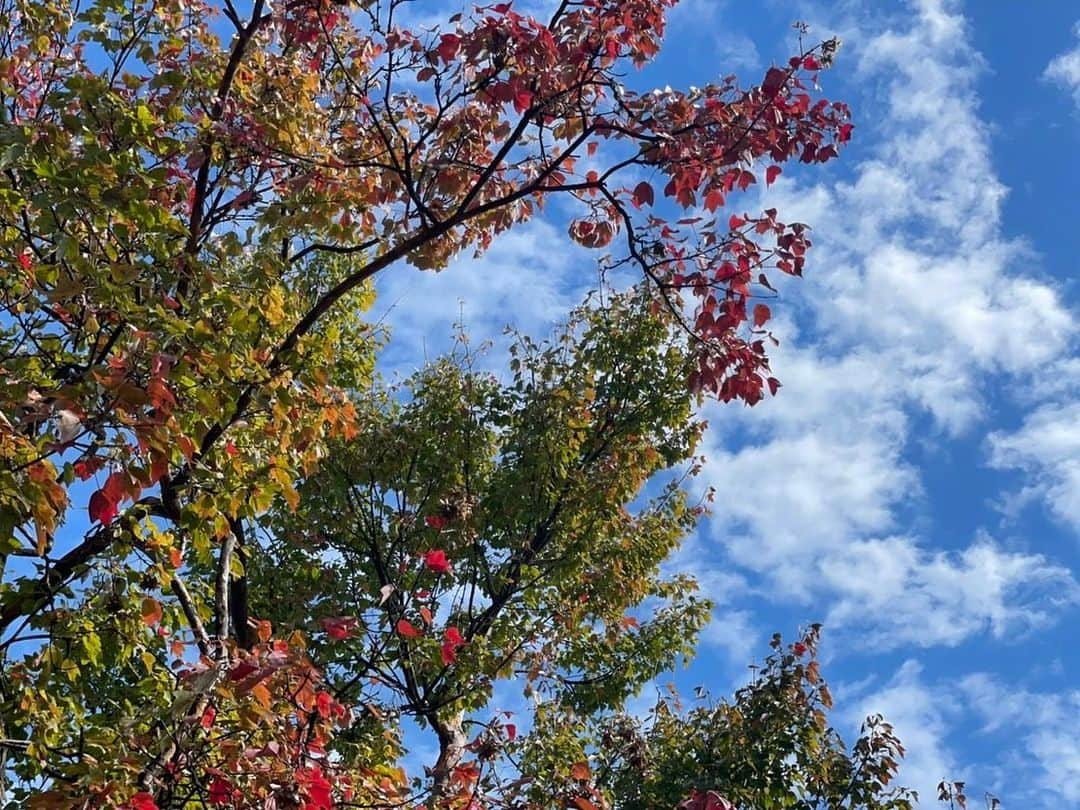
(0, 0, 866, 805)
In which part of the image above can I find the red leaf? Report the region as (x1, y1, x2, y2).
(73, 455, 107, 481)
(838, 122, 854, 143)
(425, 514, 448, 530)
(737, 170, 755, 191)
(320, 615, 358, 641)
(513, 90, 533, 114)
(437, 33, 460, 63)
(767, 377, 781, 396)
(208, 777, 232, 805)
(632, 181, 654, 208)
(17, 252, 32, 271)
(761, 66, 788, 97)
(126, 793, 159, 810)
(396, 619, 422, 639)
(802, 55, 821, 71)
(102, 470, 129, 503)
(88, 489, 118, 525)
(728, 214, 745, 231)
(254, 619, 272, 643)
(440, 640, 458, 665)
(752, 304, 771, 328)
(200, 706, 216, 730)
(441, 626, 465, 665)
(704, 189, 725, 212)
(766, 165, 782, 186)
(296, 766, 334, 808)
(316, 690, 332, 718)
(228, 660, 259, 682)
(505, 723, 517, 741)
(793, 641, 808, 656)
(423, 549, 452, 575)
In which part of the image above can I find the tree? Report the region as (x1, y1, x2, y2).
(183, 294, 917, 809)
(598, 626, 917, 810)
(0, 0, 854, 804)
(250, 293, 712, 806)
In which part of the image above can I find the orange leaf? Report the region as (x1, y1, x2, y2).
(254, 619, 272, 643)
(141, 597, 162, 627)
(570, 761, 590, 781)
(249, 682, 272, 709)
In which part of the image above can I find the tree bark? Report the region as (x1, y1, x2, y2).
(429, 709, 468, 802)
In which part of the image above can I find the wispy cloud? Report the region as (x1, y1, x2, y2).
(1043, 23, 1080, 109)
(691, 0, 1077, 649)
(988, 400, 1080, 533)
(960, 673, 1080, 805)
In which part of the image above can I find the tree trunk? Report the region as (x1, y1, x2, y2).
(429, 710, 468, 803)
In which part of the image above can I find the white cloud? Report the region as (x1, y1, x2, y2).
(700, 607, 759, 664)
(960, 673, 1080, 804)
(988, 401, 1080, 533)
(1044, 23, 1080, 109)
(848, 666, 1080, 808)
(822, 534, 1079, 648)
(687, 0, 1078, 649)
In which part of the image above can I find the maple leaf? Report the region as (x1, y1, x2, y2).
(396, 619, 422, 639)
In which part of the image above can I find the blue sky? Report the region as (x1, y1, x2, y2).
(373, 1, 1080, 806)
